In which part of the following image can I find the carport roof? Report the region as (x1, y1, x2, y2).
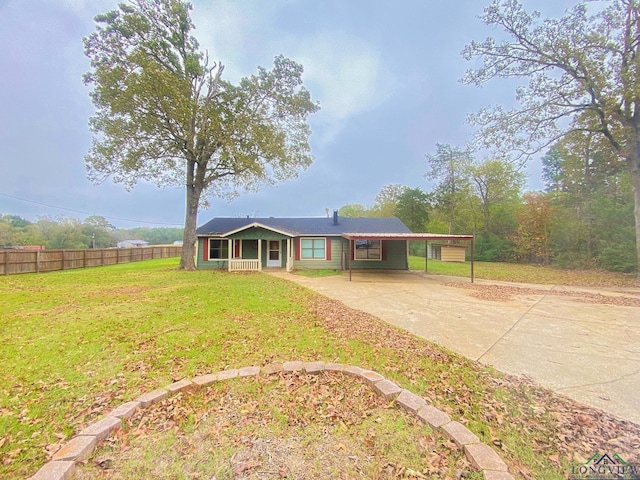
(341, 233, 474, 241)
(341, 232, 476, 283)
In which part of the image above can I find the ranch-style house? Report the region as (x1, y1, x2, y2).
(196, 212, 475, 276)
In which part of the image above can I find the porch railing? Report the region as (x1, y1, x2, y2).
(229, 259, 261, 272)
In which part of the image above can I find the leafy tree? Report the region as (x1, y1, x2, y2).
(1, 215, 30, 229)
(339, 185, 410, 219)
(395, 187, 431, 233)
(542, 133, 635, 269)
(462, 0, 640, 272)
(542, 147, 564, 195)
(594, 190, 637, 272)
(338, 204, 371, 218)
(425, 144, 472, 234)
(511, 193, 554, 265)
(37, 217, 88, 249)
(469, 158, 525, 237)
(117, 226, 184, 244)
(84, 0, 319, 270)
(372, 184, 406, 217)
(0, 215, 44, 247)
(82, 215, 116, 248)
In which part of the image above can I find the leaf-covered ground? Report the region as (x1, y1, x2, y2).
(444, 282, 640, 306)
(2, 260, 639, 479)
(73, 295, 640, 480)
(408, 257, 640, 288)
(309, 296, 640, 478)
(75, 372, 478, 479)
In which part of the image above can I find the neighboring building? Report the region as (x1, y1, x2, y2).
(429, 244, 468, 262)
(117, 240, 149, 248)
(0, 245, 45, 250)
(196, 211, 474, 273)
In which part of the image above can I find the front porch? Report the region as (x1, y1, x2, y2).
(228, 259, 261, 271)
(230, 238, 293, 272)
(198, 232, 293, 272)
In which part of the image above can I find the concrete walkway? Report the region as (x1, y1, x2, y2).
(271, 270, 640, 425)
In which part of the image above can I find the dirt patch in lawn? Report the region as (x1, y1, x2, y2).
(445, 282, 640, 306)
(75, 373, 475, 479)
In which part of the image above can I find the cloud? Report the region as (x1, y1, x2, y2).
(190, 0, 284, 81)
(190, 1, 397, 146)
(296, 32, 394, 119)
(283, 31, 397, 147)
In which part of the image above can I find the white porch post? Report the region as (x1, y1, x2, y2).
(227, 238, 232, 272)
(287, 238, 292, 271)
(258, 239, 262, 271)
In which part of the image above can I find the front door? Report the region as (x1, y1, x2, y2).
(267, 240, 281, 267)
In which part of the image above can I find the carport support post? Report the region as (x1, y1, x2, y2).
(424, 241, 428, 272)
(470, 238, 474, 283)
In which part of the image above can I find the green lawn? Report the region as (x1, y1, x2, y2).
(409, 256, 639, 287)
(1, 259, 637, 478)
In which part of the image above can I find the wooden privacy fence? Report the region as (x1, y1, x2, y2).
(0, 246, 182, 275)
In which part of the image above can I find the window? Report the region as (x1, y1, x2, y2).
(355, 239, 381, 260)
(209, 239, 229, 259)
(300, 238, 325, 260)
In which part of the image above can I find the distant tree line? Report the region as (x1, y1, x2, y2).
(340, 141, 636, 273)
(0, 215, 183, 250)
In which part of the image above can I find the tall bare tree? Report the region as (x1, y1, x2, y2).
(469, 159, 525, 237)
(463, 0, 640, 272)
(425, 144, 472, 234)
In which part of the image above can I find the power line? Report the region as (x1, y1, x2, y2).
(0, 192, 183, 227)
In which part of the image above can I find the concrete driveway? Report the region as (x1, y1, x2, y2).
(272, 270, 640, 424)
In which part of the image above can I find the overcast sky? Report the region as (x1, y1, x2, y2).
(0, 0, 578, 228)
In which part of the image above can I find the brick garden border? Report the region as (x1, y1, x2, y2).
(28, 362, 515, 480)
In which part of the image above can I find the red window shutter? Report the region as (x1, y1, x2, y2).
(203, 238, 209, 261)
(326, 237, 331, 260)
(234, 239, 240, 258)
(295, 238, 300, 260)
(382, 240, 386, 260)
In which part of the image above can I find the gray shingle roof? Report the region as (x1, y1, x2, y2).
(196, 216, 412, 236)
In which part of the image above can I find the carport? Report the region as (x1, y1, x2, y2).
(341, 233, 475, 282)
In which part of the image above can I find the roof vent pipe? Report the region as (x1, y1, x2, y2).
(333, 209, 339, 225)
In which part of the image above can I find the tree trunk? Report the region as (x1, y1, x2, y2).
(483, 203, 490, 237)
(583, 136, 593, 260)
(629, 148, 640, 276)
(179, 193, 199, 270)
(179, 159, 203, 270)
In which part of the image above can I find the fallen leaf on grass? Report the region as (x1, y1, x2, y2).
(232, 460, 261, 475)
(44, 443, 62, 456)
(2, 448, 21, 465)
